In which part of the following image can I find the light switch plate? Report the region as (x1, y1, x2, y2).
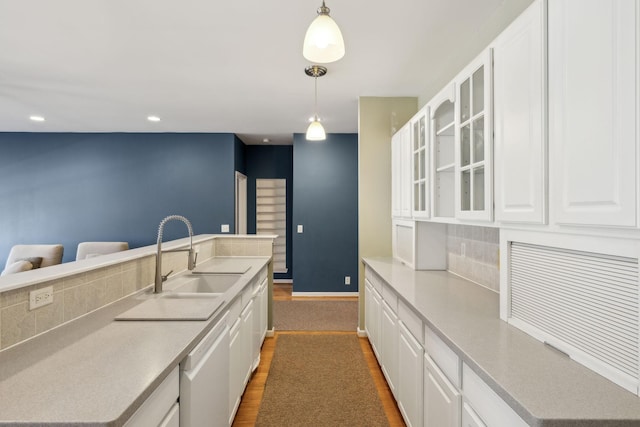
(297, 225, 303, 233)
(221, 224, 230, 233)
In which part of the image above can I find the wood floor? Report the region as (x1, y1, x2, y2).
(232, 283, 406, 427)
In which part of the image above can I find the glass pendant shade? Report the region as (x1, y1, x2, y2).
(303, 7, 345, 63)
(306, 117, 326, 141)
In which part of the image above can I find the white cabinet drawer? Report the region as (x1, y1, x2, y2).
(399, 299, 423, 345)
(462, 402, 486, 427)
(365, 266, 383, 292)
(124, 366, 179, 427)
(462, 363, 528, 427)
(425, 326, 460, 388)
(382, 281, 398, 312)
(227, 297, 242, 326)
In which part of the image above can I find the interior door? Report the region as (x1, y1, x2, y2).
(235, 171, 247, 234)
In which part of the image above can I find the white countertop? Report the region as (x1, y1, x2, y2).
(363, 257, 640, 427)
(0, 256, 269, 426)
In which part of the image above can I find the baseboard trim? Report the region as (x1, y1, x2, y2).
(273, 279, 293, 284)
(357, 327, 368, 338)
(291, 292, 360, 297)
(266, 328, 275, 337)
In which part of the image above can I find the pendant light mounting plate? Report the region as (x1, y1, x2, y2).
(305, 65, 327, 78)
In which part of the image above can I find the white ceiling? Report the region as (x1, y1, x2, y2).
(0, 0, 533, 145)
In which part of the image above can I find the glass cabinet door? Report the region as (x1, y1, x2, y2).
(455, 49, 493, 221)
(411, 107, 429, 218)
(430, 84, 456, 219)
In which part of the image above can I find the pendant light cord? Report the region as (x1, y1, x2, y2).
(314, 76, 319, 120)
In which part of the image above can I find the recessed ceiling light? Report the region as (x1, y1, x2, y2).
(147, 115, 161, 122)
(263, 138, 270, 143)
(29, 115, 45, 122)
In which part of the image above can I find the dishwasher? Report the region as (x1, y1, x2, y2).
(180, 311, 229, 427)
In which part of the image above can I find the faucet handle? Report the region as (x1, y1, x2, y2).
(161, 270, 174, 282)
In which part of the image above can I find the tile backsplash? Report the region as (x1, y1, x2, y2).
(0, 240, 213, 351)
(446, 224, 500, 292)
(0, 236, 275, 351)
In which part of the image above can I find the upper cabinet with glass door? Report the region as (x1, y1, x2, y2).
(430, 84, 456, 221)
(411, 106, 429, 219)
(455, 49, 493, 221)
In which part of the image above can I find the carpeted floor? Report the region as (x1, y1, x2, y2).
(273, 300, 358, 331)
(255, 334, 390, 427)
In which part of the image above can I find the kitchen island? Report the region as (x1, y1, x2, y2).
(0, 235, 272, 426)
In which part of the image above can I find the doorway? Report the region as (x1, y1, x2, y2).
(235, 171, 247, 234)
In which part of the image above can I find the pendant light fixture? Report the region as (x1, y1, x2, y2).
(305, 65, 327, 141)
(302, 1, 345, 64)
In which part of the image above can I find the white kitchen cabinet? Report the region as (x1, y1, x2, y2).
(455, 49, 493, 221)
(398, 321, 424, 427)
(228, 315, 243, 425)
(411, 106, 430, 218)
(252, 277, 268, 371)
(124, 366, 179, 427)
(461, 403, 487, 427)
(430, 84, 456, 220)
(180, 313, 229, 427)
(228, 294, 254, 425)
(549, 0, 638, 228)
(393, 123, 413, 218)
(380, 299, 399, 398)
(392, 219, 447, 270)
(365, 279, 382, 359)
(462, 363, 528, 427)
(494, 0, 547, 224)
(240, 299, 254, 388)
(424, 354, 461, 427)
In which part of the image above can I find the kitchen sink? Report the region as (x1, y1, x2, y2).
(115, 273, 241, 321)
(167, 273, 242, 294)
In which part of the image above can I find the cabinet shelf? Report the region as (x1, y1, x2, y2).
(436, 121, 455, 136)
(436, 163, 455, 173)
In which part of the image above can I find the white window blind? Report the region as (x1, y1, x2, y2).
(509, 242, 639, 393)
(256, 179, 287, 273)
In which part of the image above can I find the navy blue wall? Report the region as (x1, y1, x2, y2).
(245, 145, 293, 280)
(0, 133, 237, 267)
(292, 133, 358, 293)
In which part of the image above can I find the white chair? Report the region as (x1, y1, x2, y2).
(1, 244, 64, 276)
(76, 242, 129, 260)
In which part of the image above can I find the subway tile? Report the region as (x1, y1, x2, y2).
(1, 302, 36, 348)
(216, 240, 232, 256)
(35, 291, 64, 334)
(0, 287, 29, 308)
(63, 285, 88, 321)
(86, 279, 108, 312)
(470, 241, 484, 262)
(485, 243, 500, 268)
(122, 268, 140, 296)
(106, 275, 125, 303)
(64, 272, 87, 289)
(41, 278, 64, 293)
(484, 227, 500, 244)
(472, 225, 484, 242)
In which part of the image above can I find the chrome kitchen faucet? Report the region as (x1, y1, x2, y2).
(154, 215, 196, 293)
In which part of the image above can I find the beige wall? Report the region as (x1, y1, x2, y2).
(357, 97, 417, 329)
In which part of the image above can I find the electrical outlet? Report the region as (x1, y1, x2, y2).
(345, 276, 351, 285)
(221, 224, 230, 233)
(461, 242, 466, 258)
(29, 286, 53, 310)
(297, 225, 303, 233)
